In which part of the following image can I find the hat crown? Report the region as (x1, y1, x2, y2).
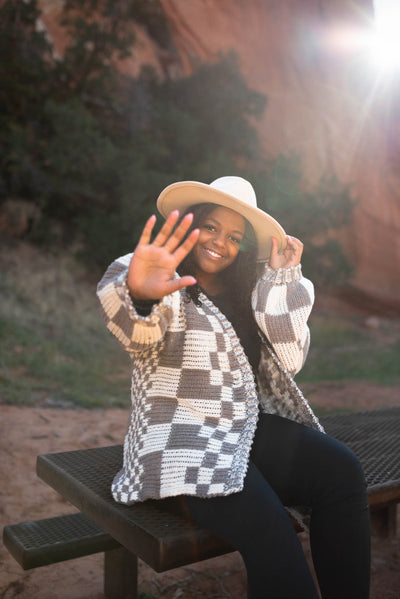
(210, 176, 257, 209)
(156, 175, 286, 261)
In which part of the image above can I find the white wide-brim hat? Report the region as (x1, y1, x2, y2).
(157, 176, 287, 261)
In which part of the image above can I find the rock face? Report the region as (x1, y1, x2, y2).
(40, 0, 400, 310)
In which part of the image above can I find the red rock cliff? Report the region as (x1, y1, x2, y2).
(40, 0, 400, 310)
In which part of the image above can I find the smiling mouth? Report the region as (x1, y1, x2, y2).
(204, 247, 224, 259)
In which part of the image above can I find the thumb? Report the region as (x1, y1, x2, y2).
(270, 236, 279, 257)
(269, 236, 281, 270)
(166, 276, 197, 295)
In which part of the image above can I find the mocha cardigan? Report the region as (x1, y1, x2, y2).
(97, 253, 323, 505)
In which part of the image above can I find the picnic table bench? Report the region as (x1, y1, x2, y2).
(3, 407, 400, 599)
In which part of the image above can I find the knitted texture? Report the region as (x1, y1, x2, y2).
(97, 254, 322, 505)
(252, 264, 314, 376)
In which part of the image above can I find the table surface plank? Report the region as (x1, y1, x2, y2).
(322, 407, 400, 497)
(36, 444, 233, 570)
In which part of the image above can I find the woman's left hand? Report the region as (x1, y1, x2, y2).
(269, 235, 303, 270)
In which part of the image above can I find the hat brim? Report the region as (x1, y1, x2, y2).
(157, 181, 287, 262)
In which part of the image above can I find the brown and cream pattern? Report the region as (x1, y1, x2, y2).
(97, 254, 322, 505)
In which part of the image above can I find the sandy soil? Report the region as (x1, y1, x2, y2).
(1, 383, 399, 599)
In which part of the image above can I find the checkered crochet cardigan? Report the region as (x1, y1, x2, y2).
(97, 253, 323, 505)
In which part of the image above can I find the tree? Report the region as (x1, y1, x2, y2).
(0, 0, 53, 202)
(251, 153, 354, 287)
(0, 0, 354, 285)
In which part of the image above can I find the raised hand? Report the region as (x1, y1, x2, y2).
(127, 211, 200, 300)
(269, 235, 303, 270)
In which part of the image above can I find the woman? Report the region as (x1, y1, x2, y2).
(97, 176, 370, 599)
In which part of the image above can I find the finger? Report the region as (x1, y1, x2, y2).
(270, 236, 279, 256)
(287, 235, 302, 248)
(153, 210, 180, 247)
(288, 235, 301, 244)
(165, 276, 197, 295)
(164, 213, 194, 252)
(289, 236, 303, 256)
(286, 235, 303, 265)
(285, 236, 297, 254)
(137, 214, 156, 247)
(173, 228, 200, 264)
(289, 238, 297, 254)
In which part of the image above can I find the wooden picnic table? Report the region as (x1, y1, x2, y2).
(36, 407, 400, 541)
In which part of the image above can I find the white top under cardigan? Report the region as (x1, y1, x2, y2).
(97, 254, 323, 505)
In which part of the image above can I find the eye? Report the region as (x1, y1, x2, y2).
(203, 223, 216, 232)
(229, 235, 242, 245)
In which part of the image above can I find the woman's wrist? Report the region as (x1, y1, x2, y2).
(262, 262, 302, 284)
(130, 296, 159, 308)
(123, 277, 159, 315)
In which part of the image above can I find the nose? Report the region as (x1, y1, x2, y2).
(212, 231, 226, 248)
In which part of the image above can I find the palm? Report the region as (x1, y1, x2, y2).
(129, 244, 181, 299)
(128, 212, 199, 300)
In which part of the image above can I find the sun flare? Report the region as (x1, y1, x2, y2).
(369, 1, 400, 72)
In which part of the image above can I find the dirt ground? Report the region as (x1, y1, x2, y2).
(1, 382, 400, 599)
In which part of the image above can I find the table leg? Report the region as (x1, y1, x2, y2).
(104, 546, 138, 599)
(371, 504, 397, 538)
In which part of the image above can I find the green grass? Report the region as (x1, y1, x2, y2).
(1, 243, 399, 408)
(0, 243, 132, 408)
(0, 316, 132, 407)
(297, 315, 400, 386)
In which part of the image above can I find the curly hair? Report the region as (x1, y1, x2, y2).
(177, 203, 260, 314)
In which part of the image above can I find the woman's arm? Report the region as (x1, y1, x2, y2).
(252, 236, 314, 376)
(97, 253, 176, 353)
(97, 211, 199, 354)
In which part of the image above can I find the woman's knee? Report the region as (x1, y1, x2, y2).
(331, 440, 366, 488)
(314, 438, 368, 513)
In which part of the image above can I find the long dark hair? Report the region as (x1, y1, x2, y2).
(177, 203, 260, 312)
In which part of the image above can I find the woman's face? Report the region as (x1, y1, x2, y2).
(191, 205, 246, 290)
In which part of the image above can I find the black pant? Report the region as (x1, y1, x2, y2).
(183, 413, 371, 599)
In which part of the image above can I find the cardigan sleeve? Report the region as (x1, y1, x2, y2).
(96, 253, 176, 353)
(251, 263, 314, 376)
